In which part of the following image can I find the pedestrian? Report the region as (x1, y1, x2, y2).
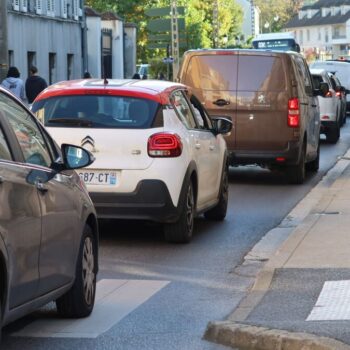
(83, 71, 92, 79)
(158, 72, 165, 80)
(1, 66, 26, 102)
(132, 73, 141, 79)
(25, 66, 47, 104)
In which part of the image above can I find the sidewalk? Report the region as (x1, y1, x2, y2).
(205, 150, 350, 350)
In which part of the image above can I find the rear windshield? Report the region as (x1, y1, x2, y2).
(184, 54, 285, 91)
(311, 62, 350, 88)
(31, 95, 161, 129)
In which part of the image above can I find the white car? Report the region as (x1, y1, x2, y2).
(32, 80, 232, 243)
(310, 68, 341, 143)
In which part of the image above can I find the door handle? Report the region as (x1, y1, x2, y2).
(213, 99, 230, 106)
(36, 181, 48, 193)
(312, 104, 317, 107)
(209, 145, 215, 151)
(195, 143, 201, 149)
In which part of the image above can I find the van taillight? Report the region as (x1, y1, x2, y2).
(148, 132, 182, 157)
(288, 98, 300, 128)
(325, 91, 333, 98)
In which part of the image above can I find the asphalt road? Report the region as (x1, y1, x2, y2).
(3, 122, 350, 350)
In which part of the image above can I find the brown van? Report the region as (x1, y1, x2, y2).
(178, 49, 326, 184)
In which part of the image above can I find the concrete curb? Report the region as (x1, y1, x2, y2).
(204, 150, 350, 349)
(204, 321, 350, 350)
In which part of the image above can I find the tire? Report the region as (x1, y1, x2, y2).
(287, 143, 306, 184)
(204, 163, 228, 221)
(164, 181, 195, 244)
(327, 123, 340, 144)
(305, 141, 320, 172)
(56, 225, 97, 318)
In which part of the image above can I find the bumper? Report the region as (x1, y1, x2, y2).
(321, 120, 337, 133)
(228, 141, 301, 166)
(89, 180, 180, 222)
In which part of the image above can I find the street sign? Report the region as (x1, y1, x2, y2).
(147, 18, 185, 32)
(163, 57, 174, 63)
(147, 42, 187, 49)
(149, 33, 186, 41)
(145, 7, 185, 17)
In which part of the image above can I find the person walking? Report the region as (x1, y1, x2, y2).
(1, 66, 26, 102)
(25, 66, 47, 104)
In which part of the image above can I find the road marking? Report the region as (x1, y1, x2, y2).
(12, 279, 170, 338)
(307, 280, 350, 321)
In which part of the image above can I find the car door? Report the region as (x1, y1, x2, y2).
(4, 95, 80, 295)
(171, 90, 219, 209)
(0, 94, 42, 308)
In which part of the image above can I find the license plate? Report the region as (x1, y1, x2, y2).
(78, 171, 117, 185)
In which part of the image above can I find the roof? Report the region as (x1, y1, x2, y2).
(101, 12, 123, 21)
(309, 68, 327, 75)
(35, 79, 186, 105)
(285, 0, 350, 28)
(84, 7, 101, 17)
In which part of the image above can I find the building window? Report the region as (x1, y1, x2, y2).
(8, 51, 14, 67)
(67, 54, 74, 80)
(72, 0, 78, 20)
(36, 0, 42, 14)
(61, 0, 67, 18)
(27, 52, 36, 76)
(20, 0, 28, 12)
(49, 53, 56, 85)
(47, 0, 55, 16)
(12, 0, 19, 11)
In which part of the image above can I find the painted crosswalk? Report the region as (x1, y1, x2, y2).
(307, 280, 350, 321)
(12, 279, 169, 338)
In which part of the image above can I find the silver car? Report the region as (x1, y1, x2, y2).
(0, 86, 99, 343)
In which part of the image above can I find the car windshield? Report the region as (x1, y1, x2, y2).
(31, 95, 161, 129)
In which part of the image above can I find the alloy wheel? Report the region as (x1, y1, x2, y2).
(82, 236, 95, 305)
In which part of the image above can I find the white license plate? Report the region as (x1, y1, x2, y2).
(78, 171, 117, 185)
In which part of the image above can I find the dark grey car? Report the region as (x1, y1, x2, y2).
(0, 87, 99, 343)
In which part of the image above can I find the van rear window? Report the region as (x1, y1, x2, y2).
(237, 56, 286, 91)
(185, 55, 238, 91)
(31, 95, 161, 129)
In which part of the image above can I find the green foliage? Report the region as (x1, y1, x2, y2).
(148, 58, 171, 80)
(86, 0, 244, 61)
(254, 0, 303, 33)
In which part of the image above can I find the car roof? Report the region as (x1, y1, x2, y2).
(35, 79, 186, 105)
(310, 68, 327, 75)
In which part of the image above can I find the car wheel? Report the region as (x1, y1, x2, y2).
(164, 181, 194, 244)
(327, 123, 340, 144)
(56, 225, 97, 318)
(204, 163, 228, 221)
(287, 143, 306, 184)
(305, 141, 320, 172)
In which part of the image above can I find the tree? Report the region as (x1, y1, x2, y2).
(254, 0, 303, 33)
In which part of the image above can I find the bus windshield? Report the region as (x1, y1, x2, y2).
(252, 39, 300, 52)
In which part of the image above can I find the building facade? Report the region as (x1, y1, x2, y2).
(3, 0, 85, 84)
(236, 0, 260, 40)
(285, 0, 350, 60)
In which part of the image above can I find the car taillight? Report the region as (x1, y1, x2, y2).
(148, 132, 182, 157)
(325, 91, 333, 98)
(288, 97, 300, 128)
(336, 91, 342, 99)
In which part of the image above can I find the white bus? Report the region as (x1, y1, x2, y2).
(252, 32, 300, 53)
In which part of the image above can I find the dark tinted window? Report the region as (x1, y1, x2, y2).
(237, 56, 286, 91)
(185, 55, 238, 91)
(312, 75, 323, 89)
(32, 95, 161, 129)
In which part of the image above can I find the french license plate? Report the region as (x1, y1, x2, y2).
(78, 171, 117, 185)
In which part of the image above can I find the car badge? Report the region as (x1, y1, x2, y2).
(81, 136, 97, 153)
(258, 94, 266, 104)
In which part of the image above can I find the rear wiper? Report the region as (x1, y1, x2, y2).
(47, 118, 93, 127)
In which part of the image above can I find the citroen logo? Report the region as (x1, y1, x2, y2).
(81, 136, 97, 153)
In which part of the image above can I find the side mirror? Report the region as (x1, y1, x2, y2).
(61, 144, 95, 170)
(211, 117, 233, 135)
(315, 82, 329, 97)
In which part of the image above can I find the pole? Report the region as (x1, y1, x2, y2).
(171, 0, 179, 81)
(213, 0, 219, 48)
(0, 0, 8, 81)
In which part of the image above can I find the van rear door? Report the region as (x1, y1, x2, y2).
(181, 52, 238, 151)
(235, 52, 291, 152)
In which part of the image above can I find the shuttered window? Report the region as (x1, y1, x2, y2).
(73, 0, 79, 20)
(36, 0, 42, 14)
(61, 0, 67, 18)
(20, 0, 27, 12)
(12, 0, 20, 11)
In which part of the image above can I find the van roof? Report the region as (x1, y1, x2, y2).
(183, 48, 300, 56)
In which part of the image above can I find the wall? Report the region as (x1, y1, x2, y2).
(86, 16, 102, 78)
(124, 25, 136, 79)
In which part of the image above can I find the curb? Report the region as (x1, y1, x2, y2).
(204, 150, 350, 349)
(204, 321, 350, 350)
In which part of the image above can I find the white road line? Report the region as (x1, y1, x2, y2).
(12, 279, 170, 338)
(307, 280, 350, 321)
